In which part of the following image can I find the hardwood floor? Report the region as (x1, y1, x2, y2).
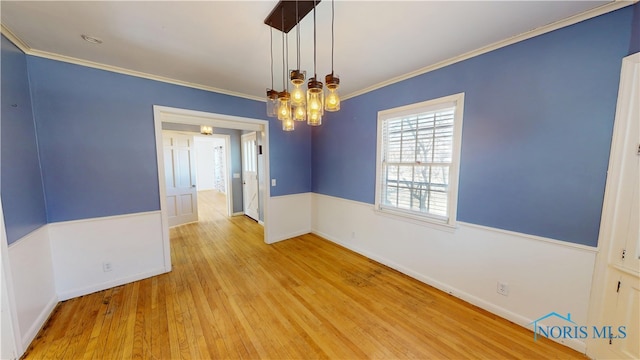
(23, 190, 585, 359)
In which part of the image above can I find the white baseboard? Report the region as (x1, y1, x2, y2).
(48, 211, 168, 301)
(266, 193, 311, 244)
(311, 193, 594, 354)
(7, 226, 57, 355)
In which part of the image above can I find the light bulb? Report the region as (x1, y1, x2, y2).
(307, 109, 322, 126)
(309, 98, 321, 111)
(293, 104, 306, 121)
(291, 85, 305, 106)
(289, 70, 306, 107)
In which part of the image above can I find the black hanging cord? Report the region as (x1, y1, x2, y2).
(270, 27, 274, 90)
(296, 0, 301, 70)
(331, 0, 335, 73)
(313, 0, 317, 78)
(285, 30, 289, 91)
(281, 11, 286, 91)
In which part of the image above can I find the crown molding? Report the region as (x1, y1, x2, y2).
(343, 0, 636, 100)
(27, 49, 264, 102)
(0, 24, 31, 53)
(0, 24, 263, 102)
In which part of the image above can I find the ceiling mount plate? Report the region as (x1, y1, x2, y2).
(264, 0, 320, 33)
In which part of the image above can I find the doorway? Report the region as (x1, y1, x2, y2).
(194, 134, 233, 218)
(153, 106, 271, 270)
(241, 132, 259, 222)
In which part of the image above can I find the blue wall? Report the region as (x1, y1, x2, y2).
(26, 57, 311, 223)
(312, 7, 634, 247)
(630, 3, 640, 54)
(1, 36, 48, 245)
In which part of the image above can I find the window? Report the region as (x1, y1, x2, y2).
(375, 93, 464, 227)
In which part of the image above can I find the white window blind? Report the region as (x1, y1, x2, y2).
(376, 94, 464, 225)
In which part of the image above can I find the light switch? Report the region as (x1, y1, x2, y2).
(233, 173, 240, 179)
(271, 179, 276, 186)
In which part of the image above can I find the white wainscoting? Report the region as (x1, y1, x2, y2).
(48, 211, 168, 300)
(311, 193, 597, 353)
(266, 193, 312, 244)
(7, 225, 57, 353)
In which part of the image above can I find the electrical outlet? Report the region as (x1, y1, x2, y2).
(103, 262, 113, 272)
(351, 231, 356, 239)
(497, 281, 509, 296)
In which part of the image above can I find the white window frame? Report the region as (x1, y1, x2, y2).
(374, 93, 464, 228)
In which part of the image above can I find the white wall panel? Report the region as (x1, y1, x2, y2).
(266, 193, 312, 244)
(7, 226, 57, 352)
(312, 193, 596, 353)
(49, 211, 167, 300)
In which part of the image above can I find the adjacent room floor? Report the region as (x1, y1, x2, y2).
(23, 190, 586, 359)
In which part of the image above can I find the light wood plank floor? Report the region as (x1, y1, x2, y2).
(24, 190, 586, 359)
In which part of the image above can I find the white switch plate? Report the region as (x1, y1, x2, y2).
(233, 173, 240, 179)
(271, 179, 276, 186)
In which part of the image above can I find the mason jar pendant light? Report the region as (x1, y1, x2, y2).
(290, 1, 307, 122)
(324, 0, 340, 112)
(277, 14, 293, 125)
(266, 27, 278, 117)
(282, 117, 295, 131)
(306, 0, 323, 126)
(265, 0, 342, 130)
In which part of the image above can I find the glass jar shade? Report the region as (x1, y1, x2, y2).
(325, 87, 340, 112)
(307, 89, 324, 113)
(282, 117, 295, 131)
(290, 84, 306, 106)
(277, 92, 291, 121)
(266, 89, 278, 117)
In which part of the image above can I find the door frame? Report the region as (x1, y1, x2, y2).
(586, 52, 640, 358)
(153, 105, 272, 271)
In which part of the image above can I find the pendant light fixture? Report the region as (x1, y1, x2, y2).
(306, 0, 323, 126)
(290, 1, 307, 122)
(266, 27, 278, 117)
(324, 0, 340, 112)
(277, 12, 293, 127)
(264, 0, 341, 131)
(200, 125, 213, 135)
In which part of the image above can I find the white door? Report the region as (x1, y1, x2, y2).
(589, 54, 640, 359)
(241, 132, 259, 221)
(163, 131, 198, 227)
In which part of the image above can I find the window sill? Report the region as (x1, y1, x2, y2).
(372, 207, 458, 233)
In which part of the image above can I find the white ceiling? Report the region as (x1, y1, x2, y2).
(1, 1, 618, 100)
